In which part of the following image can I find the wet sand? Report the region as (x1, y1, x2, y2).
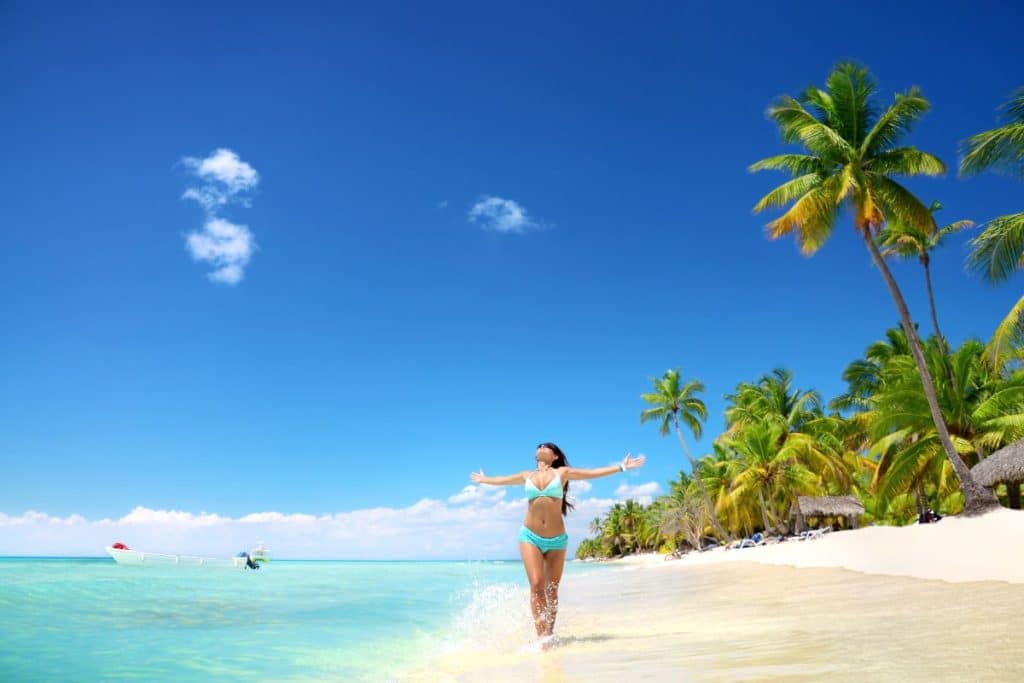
(404, 510, 1024, 682)
(411, 562, 1023, 682)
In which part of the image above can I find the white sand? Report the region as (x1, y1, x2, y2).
(660, 508, 1024, 583)
(405, 511, 1024, 681)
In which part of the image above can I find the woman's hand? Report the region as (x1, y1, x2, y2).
(621, 453, 646, 471)
(470, 470, 486, 483)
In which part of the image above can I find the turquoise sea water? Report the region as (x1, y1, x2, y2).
(0, 557, 601, 682)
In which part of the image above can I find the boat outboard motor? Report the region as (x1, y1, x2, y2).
(236, 551, 260, 570)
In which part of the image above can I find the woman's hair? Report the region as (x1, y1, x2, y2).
(538, 442, 575, 516)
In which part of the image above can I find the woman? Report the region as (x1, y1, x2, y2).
(470, 443, 645, 641)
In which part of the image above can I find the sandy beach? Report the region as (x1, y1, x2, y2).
(406, 510, 1024, 682)
(620, 507, 1024, 583)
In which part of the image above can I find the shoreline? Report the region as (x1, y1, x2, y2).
(598, 507, 1024, 583)
(416, 512, 1024, 681)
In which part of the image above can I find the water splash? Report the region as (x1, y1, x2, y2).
(443, 580, 536, 654)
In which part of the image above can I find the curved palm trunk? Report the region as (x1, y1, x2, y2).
(864, 234, 999, 514)
(922, 260, 948, 357)
(672, 416, 733, 540)
(756, 489, 773, 533)
(767, 493, 783, 533)
(914, 481, 927, 517)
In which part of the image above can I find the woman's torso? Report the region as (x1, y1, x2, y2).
(523, 468, 567, 537)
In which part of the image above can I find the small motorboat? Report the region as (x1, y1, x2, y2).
(106, 542, 261, 569)
(250, 541, 270, 564)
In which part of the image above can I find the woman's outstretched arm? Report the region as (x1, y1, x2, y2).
(561, 453, 645, 481)
(470, 470, 528, 486)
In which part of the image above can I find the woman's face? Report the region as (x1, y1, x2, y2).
(536, 446, 556, 467)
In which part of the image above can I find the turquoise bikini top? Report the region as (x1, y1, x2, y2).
(525, 472, 564, 500)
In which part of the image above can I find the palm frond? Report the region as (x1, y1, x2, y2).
(984, 294, 1024, 373)
(867, 147, 946, 177)
(937, 220, 975, 238)
(763, 169, 848, 254)
(767, 96, 855, 159)
(960, 124, 1024, 177)
(861, 87, 930, 155)
(1005, 87, 1024, 123)
(872, 176, 938, 234)
(748, 154, 825, 175)
(960, 89, 1024, 177)
(875, 437, 938, 501)
(802, 86, 839, 129)
(967, 212, 1024, 283)
(878, 230, 925, 259)
(826, 62, 875, 149)
(752, 174, 827, 213)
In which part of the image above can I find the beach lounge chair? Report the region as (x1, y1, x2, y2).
(799, 527, 833, 541)
(729, 532, 766, 549)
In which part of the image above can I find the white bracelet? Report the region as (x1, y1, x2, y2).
(618, 463, 626, 473)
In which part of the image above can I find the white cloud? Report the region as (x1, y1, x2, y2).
(437, 200, 449, 209)
(182, 148, 259, 199)
(614, 481, 661, 505)
(570, 480, 593, 494)
(447, 485, 507, 505)
(180, 148, 260, 284)
(185, 218, 255, 285)
(467, 196, 541, 234)
(0, 487, 623, 560)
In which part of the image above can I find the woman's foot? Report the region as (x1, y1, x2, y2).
(538, 633, 559, 650)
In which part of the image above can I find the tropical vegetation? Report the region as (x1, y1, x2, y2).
(577, 67, 1024, 560)
(961, 87, 1024, 371)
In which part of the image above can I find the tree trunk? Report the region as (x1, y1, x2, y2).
(864, 234, 999, 515)
(757, 489, 772, 533)
(922, 260, 948, 357)
(1008, 483, 1021, 510)
(767, 495, 783, 533)
(673, 417, 733, 540)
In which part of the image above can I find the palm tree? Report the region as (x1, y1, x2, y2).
(878, 201, 974, 355)
(724, 368, 822, 436)
(750, 62, 998, 513)
(831, 327, 912, 412)
(641, 369, 732, 539)
(601, 504, 629, 556)
(960, 87, 1024, 371)
(698, 444, 754, 536)
(725, 423, 825, 533)
(657, 490, 710, 552)
(866, 337, 1024, 514)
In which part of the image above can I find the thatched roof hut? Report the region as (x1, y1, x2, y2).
(791, 495, 865, 531)
(971, 440, 1024, 509)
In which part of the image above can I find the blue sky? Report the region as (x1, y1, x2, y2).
(1, 1, 1022, 556)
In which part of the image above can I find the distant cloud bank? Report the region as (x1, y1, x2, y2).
(468, 196, 543, 234)
(0, 480, 660, 559)
(181, 148, 259, 285)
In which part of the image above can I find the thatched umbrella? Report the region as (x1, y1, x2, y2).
(791, 495, 865, 532)
(971, 441, 1024, 509)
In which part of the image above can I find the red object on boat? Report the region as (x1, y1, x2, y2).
(112, 542, 129, 550)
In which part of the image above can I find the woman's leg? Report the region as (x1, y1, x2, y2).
(519, 542, 547, 637)
(540, 549, 567, 636)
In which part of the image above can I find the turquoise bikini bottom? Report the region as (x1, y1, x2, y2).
(518, 526, 569, 553)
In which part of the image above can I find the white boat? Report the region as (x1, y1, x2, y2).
(106, 545, 254, 569)
(250, 541, 270, 564)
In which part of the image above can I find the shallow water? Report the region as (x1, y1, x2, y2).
(0, 557, 601, 682)
(4, 557, 1021, 682)
(416, 561, 1024, 682)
